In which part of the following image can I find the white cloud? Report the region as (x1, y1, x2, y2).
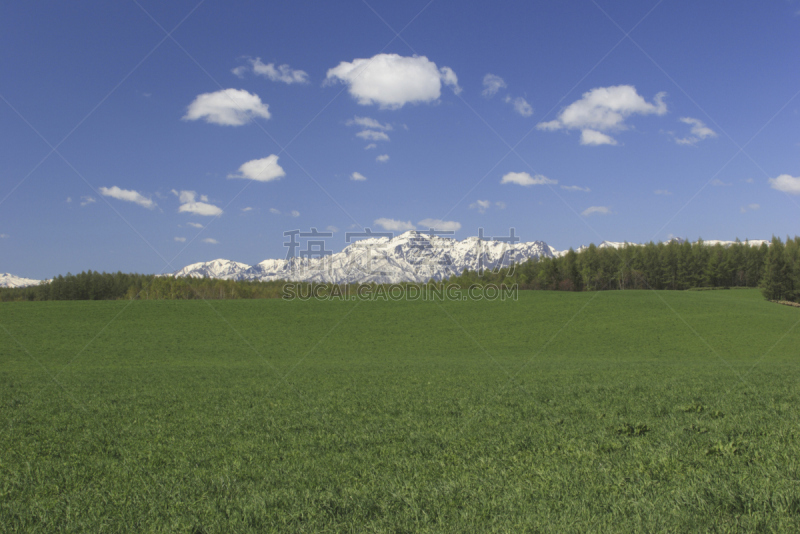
(675, 117, 717, 145)
(495, 201, 506, 209)
(290, 210, 300, 217)
(469, 199, 492, 213)
(0, 233, 8, 239)
(80, 196, 96, 207)
(582, 206, 612, 217)
(654, 189, 672, 195)
(580, 129, 618, 146)
(350, 172, 367, 181)
(174, 190, 223, 217)
(482, 74, 507, 98)
(561, 185, 591, 192)
(506, 96, 533, 117)
(538, 85, 666, 145)
(769, 174, 800, 194)
(347, 116, 392, 130)
(418, 218, 461, 232)
(202, 238, 219, 244)
(711, 179, 732, 186)
(356, 130, 390, 142)
(269, 208, 281, 215)
(364, 143, 377, 150)
(183, 88, 271, 126)
(99, 186, 155, 209)
(228, 154, 285, 182)
(174, 237, 186, 242)
(744, 178, 755, 184)
(439, 67, 461, 95)
(376, 154, 389, 163)
(241, 58, 309, 84)
(326, 53, 460, 109)
(740, 203, 760, 213)
(374, 218, 415, 232)
(326, 226, 339, 233)
(241, 207, 253, 212)
(187, 222, 203, 228)
(66, 197, 72, 203)
(501, 172, 557, 186)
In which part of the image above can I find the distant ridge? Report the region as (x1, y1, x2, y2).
(1, 235, 771, 288)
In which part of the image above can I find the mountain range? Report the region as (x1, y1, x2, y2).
(1, 232, 770, 288)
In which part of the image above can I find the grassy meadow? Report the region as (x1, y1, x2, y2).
(1, 289, 799, 532)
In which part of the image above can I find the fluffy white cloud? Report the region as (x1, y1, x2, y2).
(80, 196, 96, 207)
(364, 143, 377, 150)
(582, 206, 612, 216)
(326, 53, 460, 109)
(495, 201, 506, 209)
(675, 117, 717, 145)
(376, 154, 389, 163)
(174, 237, 186, 242)
(538, 85, 666, 145)
(469, 199, 492, 213)
(183, 88, 271, 126)
(202, 238, 219, 244)
(418, 219, 461, 232)
(269, 208, 281, 215)
(375, 218, 415, 232)
(326, 226, 339, 233)
(174, 190, 223, 217)
(241, 207, 253, 212)
(506, 96, 533, 117)
(501, 172, 557, 186)
(347, 116, 392, 130)
(228, 155, 285, 182)
(561, 185, 590, 192)
(482, 74, 506, 98)
(769, 174, 800, 194)
(234, 58, 309, 84)
(581, 129, 618, 146)
(290, 210, 300, 217)
(356, 130, 390, 142)
(187, 222, 203, 228)
(350, 172, 367, 181)
(0, 233, 8, 238)
(99, 186, 155, 209)
(654, 189, 672, 195)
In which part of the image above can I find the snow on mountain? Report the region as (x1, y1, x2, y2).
(0, 273, 45, 288)
(172, 259, 253, 280)
(702, 239, 769, 247)
(171, 231, 555, 284)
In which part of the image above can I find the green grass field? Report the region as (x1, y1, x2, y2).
(1, 289, 799, 532)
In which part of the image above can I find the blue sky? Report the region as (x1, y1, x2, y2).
(1, 0, 799, 279)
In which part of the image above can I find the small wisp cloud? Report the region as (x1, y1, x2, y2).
(99, 186, 155, 209)
(501, 172, 557, 186)
(233, 58, 309, 84)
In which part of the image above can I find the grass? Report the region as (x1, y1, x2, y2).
(1, 289, 799, 532)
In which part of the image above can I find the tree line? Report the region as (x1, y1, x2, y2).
(1, 237, 798, 303)
(447, 237, 800, 303)
(0, 271, 287, 302)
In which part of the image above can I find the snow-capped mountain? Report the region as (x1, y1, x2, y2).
(172, 230, 557, 284)
(0, 273, 44, 288)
